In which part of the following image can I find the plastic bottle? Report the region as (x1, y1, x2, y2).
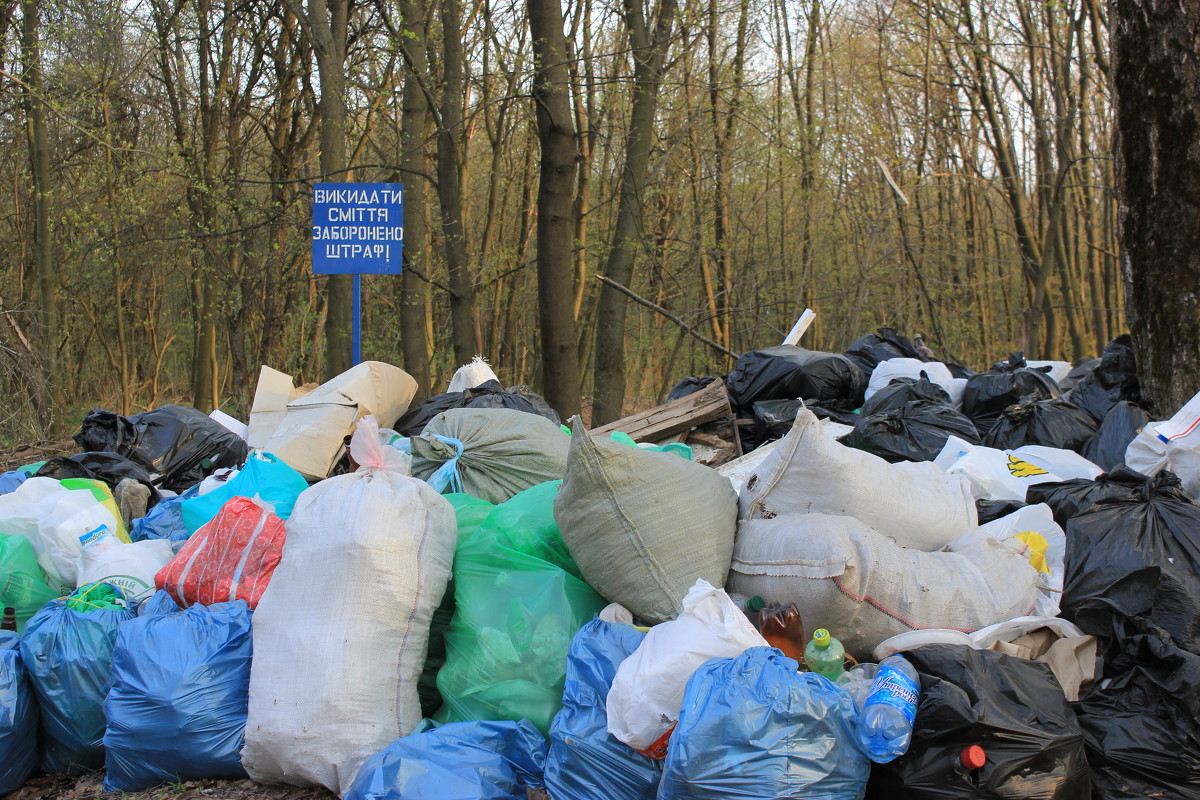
(759, 601, 805, 662)
(1, 607, 16, 632)
(804, 628, 846, 680)
(858, 653, 921, 763)
(729, 593, 765, 629)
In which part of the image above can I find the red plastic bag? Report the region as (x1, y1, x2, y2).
(155, 496, 287, 609)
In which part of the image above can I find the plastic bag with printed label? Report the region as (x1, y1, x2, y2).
(659, 647, 868, 800)
(76, 528, 174, 601)
(933, 436, 1102, 503)
(606, 580, 768, 756)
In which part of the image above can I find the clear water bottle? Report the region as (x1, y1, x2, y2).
(858, 654, 921, 763)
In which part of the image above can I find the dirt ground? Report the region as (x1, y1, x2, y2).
(3, 772, 553, 800)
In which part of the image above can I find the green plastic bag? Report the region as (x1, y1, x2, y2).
(419, 493, 495, 718)
(0, 533, 57, 632)
(435, 482, 605, 734)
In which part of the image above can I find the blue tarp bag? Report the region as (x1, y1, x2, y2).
(130, 485, 198, 544)
(103, 599, 252, 790)
(546, 619, 662, 800)
(179, 451, 307, 533)
(19, 589, 134, 774)
(344, 718, 548, 800)
(0, 631, 37, 793)
(658, 647, 869, 800)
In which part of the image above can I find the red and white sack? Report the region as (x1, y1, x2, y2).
(155, 496, 286, 609)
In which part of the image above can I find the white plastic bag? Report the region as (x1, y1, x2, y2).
(606, 579, 768, 753)
(242, 416, 457, 795)
(864, 358, 967, 408)
(950, 503, 1066, 616)
(934, 436, 1102, 502)
(0, 477, 122, 591)
(74, 528, 174, 601)
(1124, 421, 1168, 476)
(447, 355, 500, 393)
(739, 409, 976, 551)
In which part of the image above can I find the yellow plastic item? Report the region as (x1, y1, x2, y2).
(1015, 530, 1050, 574)
(60, 478, 131, 542)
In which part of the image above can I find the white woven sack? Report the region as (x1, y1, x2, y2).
(606, 579, 768, 751)
(864, 357, 967, 408)
(952, 503, 1066, 617)
(727, 514, 1038, 660)
(737, 409, 975, 551)
(241, 418, 457, 795)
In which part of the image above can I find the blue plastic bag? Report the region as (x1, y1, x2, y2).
(658, 647, 869, 800)
(0, 631, 37, 793)
(19, 594, 134, 774)
(130, 485, 199, 544)
(344, 718, 548, 800)
(103, 599, 253, 790)
(546, 619, 662, 800)
(0, 470, 27, 495)
(179, 451, 307, 533)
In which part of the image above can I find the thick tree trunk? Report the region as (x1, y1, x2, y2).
(591, 0, 677, 425)
(1112, 0, 1200, 415)
(528, 0, 581, 418)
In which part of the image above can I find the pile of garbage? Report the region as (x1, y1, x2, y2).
(1, 335, 1197, 800)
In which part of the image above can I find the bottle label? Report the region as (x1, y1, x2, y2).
(867, 664, 919, 724)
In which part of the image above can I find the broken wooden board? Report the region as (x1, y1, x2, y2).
(590, 378, 732, 442)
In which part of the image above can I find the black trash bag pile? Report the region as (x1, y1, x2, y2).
(73, 405, 248, 494)
(1082, 401, 1151, 472)
(1070, 611, 1200, 800)
(861, 376, 953, 417)
(843, 327, 924, 374)
(35, 453, 161, 505)
(744, 399, 859, 450)
(1059, 470, 1200, 655)
(1025, 466, 1154, 527)
(1059, 358, 1101, 392)
(846, 401, 980, 463)
(395, 380, 560, 437)
(1066, 335, 1142, 423)
(866, 645, 1091, 800)
(666, 376, 719, 401)
(983, 394, 1098, 452)
(962, 353, 1061, 435)
(724, 345, 867, 416)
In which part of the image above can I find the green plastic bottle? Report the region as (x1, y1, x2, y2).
(805, 628, 846, 680)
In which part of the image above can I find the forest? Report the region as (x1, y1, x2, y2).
(0, 0, 1124, 440)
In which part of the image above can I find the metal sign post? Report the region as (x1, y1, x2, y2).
(311, 182, 404, 364)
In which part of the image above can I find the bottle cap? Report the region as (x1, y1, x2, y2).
(747, 595, 765, 613)
(813, 628, 831, 647)
(960, 745, 986, 770)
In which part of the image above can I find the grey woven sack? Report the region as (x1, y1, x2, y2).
(554, 417, 738, 624)
(411, 407, 570, 504)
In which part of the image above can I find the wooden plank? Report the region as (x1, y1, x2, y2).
(590, 379, 732, 442)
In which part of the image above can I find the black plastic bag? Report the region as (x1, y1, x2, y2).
(1059, 358, 1101, 392)
(1066, 336, 1141, 423)
(746, 399, 859, 449)
(847, 400, 980, 463)
(724, 345, 866, 415)
(74, 405, 248, 494)
(35, 453, 161, 505)
(666, 376, 719, 401)
(395, 379, 560, 437)
(1071, 611, 1200, 800)
(1060, 470, 1200, 655)
(861, 376, 953, 417)
(945, 362, 976, 380)
(983, 394, 1098, 452)
(843, 327, 923, 373)
(1082, 401, 1151, 472)
(867, 644, 1091, 800)
(962, 353, 1061, 434)
(1025, 466, 1153, 526)
(976, 498, 1027, 524)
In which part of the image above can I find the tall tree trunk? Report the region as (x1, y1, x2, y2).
(21, 0, 55, 430)
(527, 0, 581, 417)
(591, 0, 678, 425)
(437, 0, 477, 365)
(1112, 0, 1200, 415)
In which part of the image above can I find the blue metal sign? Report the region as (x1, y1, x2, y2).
(311, 182, 404, 275)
